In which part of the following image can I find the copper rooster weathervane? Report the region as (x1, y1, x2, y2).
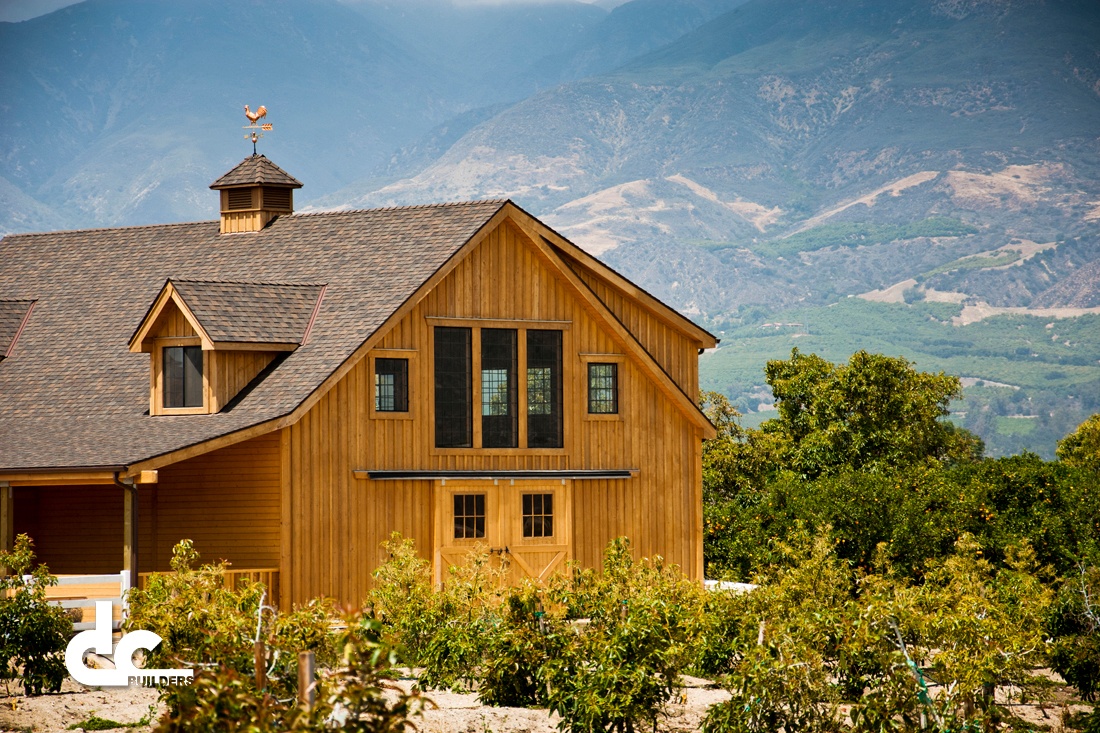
(243, 105, 274, 155)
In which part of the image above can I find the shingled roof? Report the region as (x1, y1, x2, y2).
(0, 201, 506, 471)
(209, 154, 303, 189)
(143, 280, 326, 346)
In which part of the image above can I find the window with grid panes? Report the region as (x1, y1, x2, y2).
(526, 330, 562, 447)
(522, 493, 553, 538)
(454, 494, 486, 539)
(374, 358, 408, 412)
(481, 328, 517, 448)
(587, 362, 618, 414)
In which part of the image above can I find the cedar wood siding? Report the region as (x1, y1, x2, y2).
(282, 219, 704, 607)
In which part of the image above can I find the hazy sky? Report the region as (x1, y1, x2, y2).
(0, 0, 622, 24)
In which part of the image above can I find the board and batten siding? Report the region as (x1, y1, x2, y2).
(211, 351, 277, 411)
(566, 257, 701, 400)
(282, 218, 704, 607)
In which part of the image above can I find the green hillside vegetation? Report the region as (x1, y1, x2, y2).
(921, 251, 1022, 278)
(754, 217, 979, 259)
(701, 299, 1100, 457)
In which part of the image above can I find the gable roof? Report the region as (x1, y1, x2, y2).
(0, 201, 505, 471)
(129, 280, 326, 350)
(209, 154, 303, 189)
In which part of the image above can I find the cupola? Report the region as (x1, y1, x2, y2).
(210, 154, 303, 234)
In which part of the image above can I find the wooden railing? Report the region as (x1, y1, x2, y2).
(137, 568, 279, 607)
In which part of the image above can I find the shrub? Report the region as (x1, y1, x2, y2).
(540, 538, 705, 733)
(0, 534, 70, 695)
(127, 539, 334, 703)
(700, 530, 1056, 732)
(363, 532, 437, 664)
(416, 546, 509, 692)
(154, 612, 425, 733)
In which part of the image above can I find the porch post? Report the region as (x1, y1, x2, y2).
(119, 477, 138, 576)
(0, 483, 12, 576)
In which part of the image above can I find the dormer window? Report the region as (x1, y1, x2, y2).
(164, 345, 204, 408)
(130, 279, 325, 416)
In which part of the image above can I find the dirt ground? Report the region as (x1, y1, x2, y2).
(2, 674, 1093, 733)
(0, 676, 728, 733)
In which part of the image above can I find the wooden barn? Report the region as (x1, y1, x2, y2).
(0, 154, 717, 609)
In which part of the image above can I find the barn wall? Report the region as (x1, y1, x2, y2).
(283, 219, 703, 606)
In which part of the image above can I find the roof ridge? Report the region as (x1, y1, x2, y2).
(2, 200, 510, 238)
(2, 219, 217, 238)
(172, 278, 326, 288)
(293, 199, 509, 217)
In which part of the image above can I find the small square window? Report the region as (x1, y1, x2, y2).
(164, 345, 203, 408)
(522, 493, 553, 538)
(375, 358, 408, 412)
(588, 363, 618, 414)
(454, 493, 485, 539)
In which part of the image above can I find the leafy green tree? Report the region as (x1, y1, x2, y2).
(0, 534, 70, 695)
(700, 391, 783, 502)
(1058, 413, 1100, 472)
(761, 349, 980, 477)
(1048, 565, 1100, 702)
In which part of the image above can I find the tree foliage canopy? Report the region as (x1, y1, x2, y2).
(1057, 413, 1100, 473)
(760, 349, 979, 478)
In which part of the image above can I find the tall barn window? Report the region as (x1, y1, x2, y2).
(526, 330, 562, 448)
(434, 325, 565, 449)
(481, 329, 517, 448)
(434, 327, 472, 447)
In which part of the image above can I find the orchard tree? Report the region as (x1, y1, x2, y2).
(1057, 413, 1100, 473)
(761, 349, 981, 478)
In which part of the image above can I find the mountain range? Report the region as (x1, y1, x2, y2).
(2, 0, 1099, 457)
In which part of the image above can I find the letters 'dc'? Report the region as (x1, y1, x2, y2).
(65, 601, 194, 687)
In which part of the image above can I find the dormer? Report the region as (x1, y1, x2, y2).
(129, 279, 325, 415)
(209, 154, 303, 234)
